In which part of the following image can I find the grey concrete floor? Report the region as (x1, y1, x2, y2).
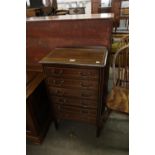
(27, 71, 129, 155)
(27, 112, 129, 155)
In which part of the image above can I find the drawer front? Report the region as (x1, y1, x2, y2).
(44, 66, 99, 80)
(46, 77, 98, 90)
(48, 87, 98, 100)
(53, 104, 96, 124)
(61, 112, 96, 124)
(51, 96, 98, 109)
(53, 104, 97, 116)
(62, 113, 96, 124)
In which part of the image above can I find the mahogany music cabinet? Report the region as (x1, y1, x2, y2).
(40, 47, 109, 136)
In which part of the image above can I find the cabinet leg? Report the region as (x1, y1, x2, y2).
(96, 126, 101, 137)
(96, 107, 111, 137)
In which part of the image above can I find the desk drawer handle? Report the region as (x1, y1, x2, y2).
(55, 90, 64, 96)
(82, 104, 88, 108)
(80, 72, 91, 77)
(81, 93, 91, 97)
(52, 69, 63, 76)
(80, 82, 91, 88)
(53, 80, 64, 86)
(58, 98, 66, 103)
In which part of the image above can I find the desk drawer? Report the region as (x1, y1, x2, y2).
(51, 96, 98, 109)
(49, 87, 98, 100)
(44, 66, 99, 80)
(47, 77, 98, 90)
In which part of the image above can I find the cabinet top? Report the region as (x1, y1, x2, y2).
(26, 13, 114, 22)
(39, 47, 108, 67)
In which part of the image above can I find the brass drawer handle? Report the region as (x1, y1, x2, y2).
(53, 80, 64, 86)
(80, 82, 91, 88)
(80, 72, 91, 77)
(81, 93, 91, 97)
(52, 69, 63, 76)
(55, 90, 64, 96)
(58, 98, 66, 103)
(82, 104, 88, 108)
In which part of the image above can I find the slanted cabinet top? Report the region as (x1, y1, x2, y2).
(39, 47, 108, 67)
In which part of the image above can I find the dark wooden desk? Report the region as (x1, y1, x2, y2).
(26, 71, 52, 144)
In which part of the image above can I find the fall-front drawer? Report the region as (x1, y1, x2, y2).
(44, 66, 99, 80)
(51, 96, 98, 109)
(46, 77, 98, 90)
(48, 87, 98, 100)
